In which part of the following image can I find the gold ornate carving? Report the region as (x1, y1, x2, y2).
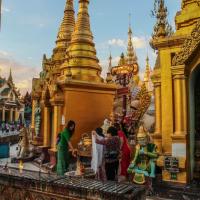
(172, 19, 200, 66)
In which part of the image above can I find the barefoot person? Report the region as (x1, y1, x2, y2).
(57, 120, 76, 175)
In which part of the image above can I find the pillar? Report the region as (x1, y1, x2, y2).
(48, 101, 62, 168)
(51, 105, 61, 151)
(31, 99, 37, 129)
(173, 74, 187, 138)
(2, 107, 5, 122)
(10, 108, 13, 122)
(14, 108, 18, 121)
(170, 65, 187, 183)
(151, 68, 162, 154)
(152, 80, 162, 153)
(43, 106, 51, 147)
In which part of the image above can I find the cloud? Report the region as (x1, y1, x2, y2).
(0, 50, 9, 57)
(0, 55, 40, 95)
(2, 7, 11, 13)
(132, 36, 146, 49)
(39, 23, 45, 28)
(107, 36, 146, 49)
(108, 39, 126, 48)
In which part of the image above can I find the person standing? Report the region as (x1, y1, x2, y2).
(56, 120, 76, 176)
(91, 127, 106, 181)
(114, 123, 131, 182)
(93, 126, 120, 181)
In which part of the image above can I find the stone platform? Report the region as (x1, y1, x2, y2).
(0, 166, 146, 200)
(152, 178, 200, 200)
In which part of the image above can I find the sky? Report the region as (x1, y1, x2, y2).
(0, 0, 181, 94)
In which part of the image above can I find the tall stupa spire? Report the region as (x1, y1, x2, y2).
(52, 0, 75, 68)
(56, 0, 75, 48)
(63, 0, 102, 82)
(151, 0, 173, 39)
(108, 52, 112, 72)
(144, 56, 151, 83)
(8, 68, 13, 84)
(106, 52, 113, 83)
(144, 56, 153, 93)
(126, 14, 138, 65)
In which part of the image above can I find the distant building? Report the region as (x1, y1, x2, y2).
(0, 69, 23, 123)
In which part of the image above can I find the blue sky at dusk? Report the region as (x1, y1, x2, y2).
(0, 0, 181, 94)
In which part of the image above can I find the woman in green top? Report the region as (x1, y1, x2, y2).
(56, 120, 76, 175)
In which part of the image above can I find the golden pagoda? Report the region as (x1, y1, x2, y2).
(31, 0, 116, 165)
(151, 0, 200, 184)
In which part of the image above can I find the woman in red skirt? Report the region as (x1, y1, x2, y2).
(114, 123, 131, 182)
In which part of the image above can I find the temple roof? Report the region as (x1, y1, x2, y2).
(1, 87, 11, 96)
(7, 68, 13, 84)
(0, 77, 6, 84)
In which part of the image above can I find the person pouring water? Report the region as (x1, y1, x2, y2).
(56, 120, 76, 175)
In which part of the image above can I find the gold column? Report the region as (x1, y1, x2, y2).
(15, 108, 18, 121)
(151, 68, 162, 153)
(10, 108, 13, 122)
(170, 65, 187, 183)
(43, 106, 51, 147)
(51, 105, 61, 150)
(31, 99, 36, 129)
(172, 73, 187, 138)
(2, 107, 5, 122)
(152, 81, 162, 153)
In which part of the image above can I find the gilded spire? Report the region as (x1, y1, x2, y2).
(126, 15, 138, 65)
(64, 0, 102, 82)
(8, 68, 13, 84)
(144, 56, 151, 82)
(151, 0, 173, 39)
(108, 53, 112, 72)
(144, 56, 153, 93)
(56, 0, 75, 48)
(106, 53, 113, 83)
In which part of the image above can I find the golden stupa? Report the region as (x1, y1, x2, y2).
(31, 0, 116, 165)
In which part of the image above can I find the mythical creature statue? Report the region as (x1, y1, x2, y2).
(17, 127, 30, 159)
(127, 125, 158, 184)
(34, 101, 41, 137)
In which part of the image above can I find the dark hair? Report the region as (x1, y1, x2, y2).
(66, 120, 75, 134)
(113, 123, 121, 131)
(95, 127, 104, 137)
(107, 126, 118, 136)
